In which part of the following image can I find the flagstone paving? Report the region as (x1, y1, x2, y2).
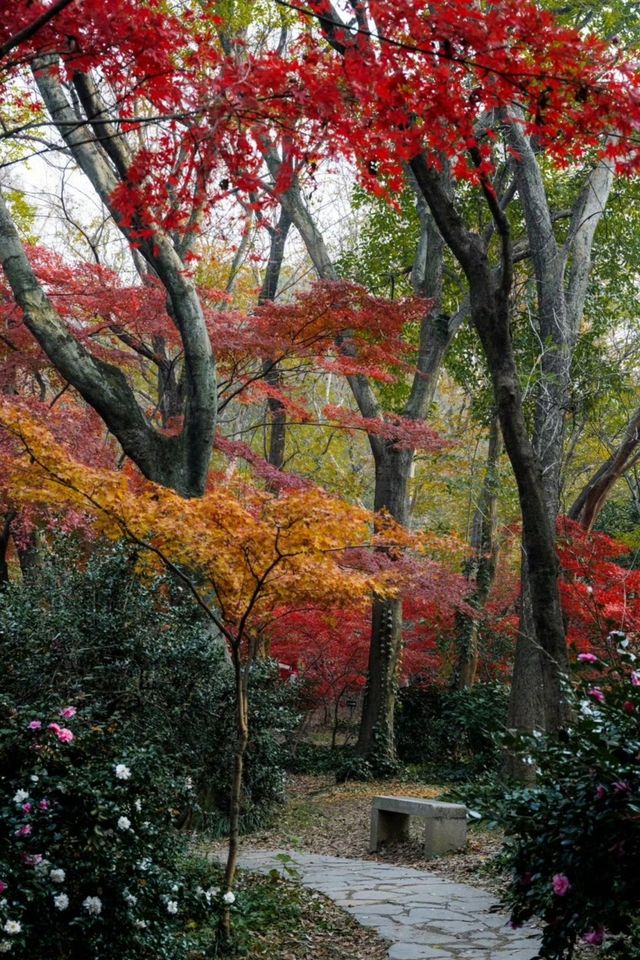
(234, 850, 542, 960)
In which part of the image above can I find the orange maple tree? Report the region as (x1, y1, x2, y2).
(0, 397, 416, 903)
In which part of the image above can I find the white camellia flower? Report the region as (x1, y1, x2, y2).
(0, 941, 12, 953)
(166, 900, 178, 915)
(222, 891, 235, 905)
(50, 868, 66, 884)
(117, 816, 132, 831)
(114, 764, 131, 780)
(3, 922, 21, 936)
(53, 893, 69, 911)
(12, 790, 28, 805)
(134, 798, 142, 812)
(83, 896, 102, 916)
(124, 893, 138, 906)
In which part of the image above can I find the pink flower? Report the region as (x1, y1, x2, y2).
(21, 853, 43, 866)
(21, 803, 32, 814)
(583, 930, 605, 945)
(38, 800, 50, 811)
(552, 873, 571, 896)
(16, 824, 32, 837)
(623, 701, 635, 714)
(613, 780, 630, 794)
(578, 653, 598, 663)
(588, 687, 605, 703)
(595, 785, 607, 800)
(28, 721, 42, 731)
(48, 723, 74, 743)
(630, 672, 640, 687)
(60, 706, 77, 719)
(0, 881, 7, 895)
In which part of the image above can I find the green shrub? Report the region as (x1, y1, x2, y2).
(395, 682, 508, 777)
(0, 538, 301, 831)
(495, 643, 640, 959)
(0, 700, 227, 960)
(285, 742, 341, 776)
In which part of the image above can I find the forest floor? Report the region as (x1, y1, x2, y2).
(241, 773, 505, 892)
(208, 773, 508, 959)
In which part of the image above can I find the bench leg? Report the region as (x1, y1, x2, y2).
(369, 810, 410, 852)
(423, 816, 466, 858)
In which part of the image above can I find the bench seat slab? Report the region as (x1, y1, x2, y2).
(370, 795, 467, 857)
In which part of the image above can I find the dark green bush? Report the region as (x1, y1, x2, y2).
(395, 681, 508, 777)
(0, 700, 226, 959)
(484, 646, 640, 959)
(0, 538, 300, 830)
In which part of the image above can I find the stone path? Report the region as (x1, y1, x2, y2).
(235, 849, 541, 960)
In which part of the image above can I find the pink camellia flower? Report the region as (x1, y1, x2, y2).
(21, 803, 32, 814)
(16, 824, 32, 837)
(588, 687, 605, 703)
(578, 653, 598, 663)
(623, 701, 635, 714)
(595, 785, 607, 800)
(60, 706, 77, 719)
(552, 873, 571, 896)
(630, 671, 640, 687)
(21, 853, 43, 867)
(38, 800, 50, 811)
(583, 929, 605, 945)
(48, 723, 74, 743)
(28, 721, 42, 731)
(0, 881, 7, 895)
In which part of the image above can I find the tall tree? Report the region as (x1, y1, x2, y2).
(261, 137, 465, 766)
(270, 0, 640, 733)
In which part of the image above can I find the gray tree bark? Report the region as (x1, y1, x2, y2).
(569, 403, 640, 530)
(0, 57, 217, 497)
(505, 120, 614, 737)
(409, 152, 569, 734)
(453, 414, 502, 690)
(258, 208, 293, 472)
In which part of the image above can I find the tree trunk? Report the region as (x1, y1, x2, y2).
(502, 127, 614, 741)
(409, 154, 569, 735)
(0, 58, 218, 498)
(0, 512, 14, 586)
(259, 209, 292, 473)
(356, 446, 412, 765)
(475, 287, 569, 731)
(221, 643, 249, 940)
(453, 414, 502, 689)
(568, 403, 640, 530)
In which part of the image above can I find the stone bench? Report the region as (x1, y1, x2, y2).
(369, 795, 467, 859)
